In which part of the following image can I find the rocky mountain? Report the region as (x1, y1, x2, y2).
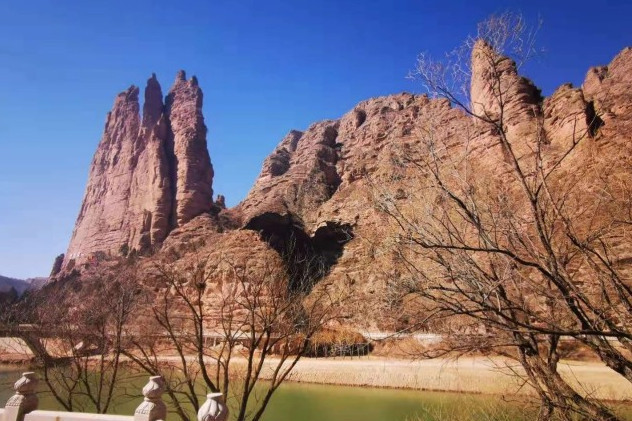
(63, 71, 215, 271)
(59, 45, 632, 328)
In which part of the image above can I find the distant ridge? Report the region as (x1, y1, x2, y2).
(0, 275, 47, 296)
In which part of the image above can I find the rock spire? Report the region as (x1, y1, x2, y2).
(166, 70, 214, 227)
(63, 72, 213, 269)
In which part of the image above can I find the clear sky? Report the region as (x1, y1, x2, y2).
(0, 0, 630, 279)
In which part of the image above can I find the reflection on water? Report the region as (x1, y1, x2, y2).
(1, 366, 630, 421)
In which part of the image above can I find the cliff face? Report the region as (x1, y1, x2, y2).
(61, 46, 632, 329)
(64, 72, 213, 269)
(221, 45, 632, 328)
(126, 74, 172, 254)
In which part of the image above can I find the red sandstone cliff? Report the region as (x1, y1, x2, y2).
(166, 71, 214, 227)
(63, 72, 214, 270)
(60, 46, 632, 329)
(219, 45, 632, 327)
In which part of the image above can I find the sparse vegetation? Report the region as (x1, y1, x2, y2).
(2, 267, 142, 413)
(377, 11, 632, 421)
(124, 242, 352, 421)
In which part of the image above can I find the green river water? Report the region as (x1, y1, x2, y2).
(1, 367, 629, 421)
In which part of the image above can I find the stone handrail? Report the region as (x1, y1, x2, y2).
(1, 373, 229, 421)
(2, 372, 38, 421)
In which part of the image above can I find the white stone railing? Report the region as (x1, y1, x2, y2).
(1, 373, 228, 421)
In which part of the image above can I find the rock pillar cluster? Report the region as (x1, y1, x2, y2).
(64, 71, 213, 269)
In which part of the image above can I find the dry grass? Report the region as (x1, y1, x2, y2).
(371, 336, 427, 358)
(265, 356, 632, 401)
(0, 337, 34, 364)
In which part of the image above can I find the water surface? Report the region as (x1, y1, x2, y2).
(1, 366, 628, 421)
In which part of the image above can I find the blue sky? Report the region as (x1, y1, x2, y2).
(0, 0, 630, 279)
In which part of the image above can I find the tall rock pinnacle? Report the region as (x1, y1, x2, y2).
(470, 40, 541, 134)
(64, 86, 141, 265)
(142, 73, 163, 128)
(63, 71, 214, 269)
(126, 75, 172, 252)
(166, 70, 214, 227)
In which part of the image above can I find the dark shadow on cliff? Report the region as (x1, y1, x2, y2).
(244, 213, 353, 291)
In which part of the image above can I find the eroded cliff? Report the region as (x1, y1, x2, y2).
(63, 72, 214, 270)
(60, 45, 632, 330)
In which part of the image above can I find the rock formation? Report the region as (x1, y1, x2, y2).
(125, 74, 172, 253)
(222, 44, 632, 328)
(63, 72, 213, 270)
(470, 40, 542, 127)
(238, 121, 341, 228)
(165, 71, 214, 227)
(59, 45, 632, 330)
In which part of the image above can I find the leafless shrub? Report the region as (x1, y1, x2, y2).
(3, 266, 143, 413)
(377, 11, 628, 421)
(126, 241, 352, 421)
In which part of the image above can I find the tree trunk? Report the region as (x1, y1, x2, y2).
(519, 348, 620, 421)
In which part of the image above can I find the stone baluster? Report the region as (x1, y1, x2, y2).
(4, 372, 39, 421)
(197, 393, 228, 421)
(134, 376, 167, 421)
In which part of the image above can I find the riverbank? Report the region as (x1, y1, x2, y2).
(122, 353, 631, 401)
(259, 356, 632, 401)
(2, 337, 630, 401)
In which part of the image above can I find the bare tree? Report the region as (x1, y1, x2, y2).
(126, 241, 351, 421)
(8, 267, 142, 413)
(376, 12, 629, 421)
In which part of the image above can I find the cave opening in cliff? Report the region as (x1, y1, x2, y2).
(244, 213, 353, 291)
(586, 101, 605, 137)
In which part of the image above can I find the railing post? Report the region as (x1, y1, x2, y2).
(4, 372, 38, 421)
(197, 393, 228, 421)
(134, 376, 167, 421)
